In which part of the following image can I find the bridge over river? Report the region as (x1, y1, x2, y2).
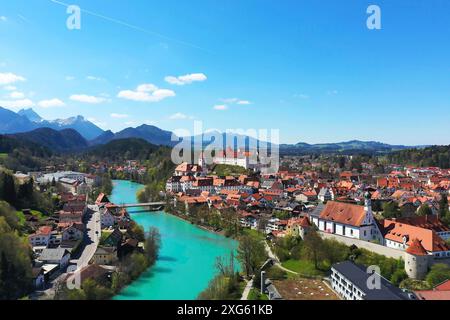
(118, 202, 165, 211)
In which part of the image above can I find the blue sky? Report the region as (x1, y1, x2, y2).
(0, 0, 449, 145)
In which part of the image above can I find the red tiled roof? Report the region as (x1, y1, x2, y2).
(395, 215, 450, 233)
(384, 220, 450, 253)
(319, 201, 366, 227)
(414, 290, 450, 300)
(435, 279, 450, 291)
(405, 238, 428, 256)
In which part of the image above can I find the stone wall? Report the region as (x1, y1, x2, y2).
(320, 232, 404, 260)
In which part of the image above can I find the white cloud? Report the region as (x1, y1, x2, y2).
(0, 72, 26, 85)
(0, 16, 7, 22)
(117, 84, 175, 102)
(70, 94, 107, 104)
(0, 99, 34, 110)
(213, 104, 228, 111)
(144, 120, 157, 125)
(294, 93, 309, 99)
(165, 73, 207, 86)
(3, 85, 16, 91)
(222, 98, 238, 104)
(169, 112, 195, 120)
(137, 84, 158, 92)
(38, 98, 65, 108)
(327, 90, 338, 95)
(221, 98, 252, 105)
(10, 91, 25, 99)
(110, 113, 129, 119)
(65, 76, 75, 81)
(124, 121, 135, 126)
(86, 75, 104, 81)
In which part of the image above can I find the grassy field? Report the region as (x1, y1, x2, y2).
(247, 288, 269, 300)
(0, 153, 8, 159)
(212, 164, 250, 176)
(281, 259, 326, 277)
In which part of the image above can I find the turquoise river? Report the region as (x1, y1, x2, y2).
(110, 180, 238, 300)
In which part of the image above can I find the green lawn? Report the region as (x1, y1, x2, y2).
(212, 164, 249, 176)
(281, 259, 326, 277)
(0, 153, 7, 159)
(247, 288, 269, 301)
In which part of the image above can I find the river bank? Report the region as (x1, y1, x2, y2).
(110, 180, 239, 300)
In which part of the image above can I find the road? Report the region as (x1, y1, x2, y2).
(30, 206, 101, 300)
(72, 205, 101, 269)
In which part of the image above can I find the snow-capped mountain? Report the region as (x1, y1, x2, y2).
(1, 107, 104, 140)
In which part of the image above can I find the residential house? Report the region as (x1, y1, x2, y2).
(318, 187, 334, 203)
(296, 190, 318, 203)
(61, 223, 84, 241)
(29, 226, 53, 248)
(91, 246, 118, 265)
(286, 216, 311, 239)
(100, 207, 116, 229)
(38, 248, 71, 269)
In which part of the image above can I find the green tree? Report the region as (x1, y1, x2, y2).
(0, 201, 19, 230)
(302, 228, 324, 269)
(198, 252, 241, 300)
(237, 234, 267, 278)
(439, 195, 449, 220)
(0, 217, 33, 299)
(426, 263, 450, 287)
(391, 269, 408, 286)
(417, 204, 433, 216)
(382, 201, 401, 219)
(0, 172, 16, 206)
(144, 227, 161, 266)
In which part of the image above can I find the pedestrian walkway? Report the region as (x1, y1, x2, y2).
(240, 278, 254, 300)
(264, 242, 298, 275)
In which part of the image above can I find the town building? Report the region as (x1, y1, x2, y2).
(331, 261, 409, 300)
(311, 193, 383, 243)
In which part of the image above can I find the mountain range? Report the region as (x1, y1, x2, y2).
(90, 125, 178, 147)
(0, 107, 103, 140)
(0, 106, 424, 154)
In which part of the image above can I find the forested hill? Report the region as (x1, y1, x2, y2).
(386, 145, 450, 169)
(83, 138, 160, 162)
